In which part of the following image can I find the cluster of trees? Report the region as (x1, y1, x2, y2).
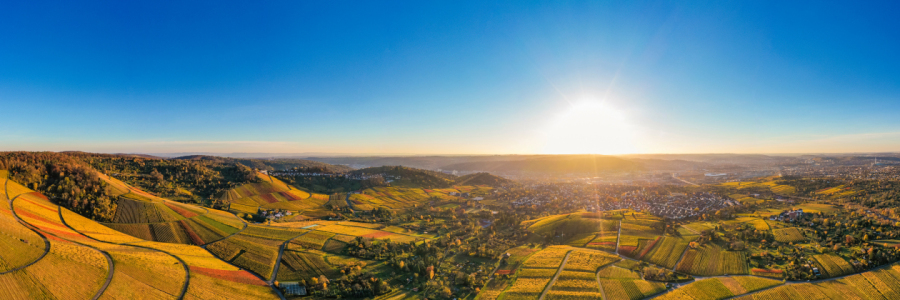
(298, 261, 392, 298)
(327, 202, 524, 299)
(0, 152, 263, 219)
(83, 154, 257, 204)
(0, 152, 116, 220)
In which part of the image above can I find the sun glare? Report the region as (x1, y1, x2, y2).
(540, 100, 639, 155)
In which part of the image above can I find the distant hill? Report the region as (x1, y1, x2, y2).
(173, 156, 351, 172)
(309, 154, 640, 174)
(454, 172, 513, 186)
(441, 155, 640, 174)
(350, 166, 455, 188)
(307, 155, 535, 170)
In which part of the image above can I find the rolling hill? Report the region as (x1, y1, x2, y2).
(350, 166, 456, 188)
(453, 172, 513, 186)
(0, 169, 281, 299)
(220, 171, 332, 216)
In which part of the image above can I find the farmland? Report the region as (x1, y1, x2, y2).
(597, 266, 640, 279)
(731, 264, 900, 300)
(101, 196, 243, 246)
(1, 239, 109, 300)
(275, 250, 337, 282)
(347, 186, 486, 211)
(0, 209, 47, 272)
(729, 194, 767, 205)
(206, 233, 288, 280)
(813, 254, 855, 277)
(772, 228, 806, 243)
(9, 155, 900, 300)
(497, 247, 571, 299)
(546, 271, 603, 299)
(641, 236, 695, 268)
(562, 250, 619, 272)
(676, 243, 748, 276)
(718, 179, 797, 195)
(5, 178, 275, 299)
(113, 198, 185, 223)
(521, 246, 569, 268)
(656, 276, 782, 300)
(290, 230, 336, 250)
(598, 278, 666, 300)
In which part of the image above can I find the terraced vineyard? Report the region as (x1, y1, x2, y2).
(618, 217, 663, 258)
(598, 278, 666, 300)
(1, 175, 279, 299)
(222, 172, 328, 215)
(499, 246, 570, 299)
(730, 264, 900, 299)
(275, 250, 337, 282)
(676, 243, 748, 276)
(657, 276, 782, 300)
(207, 226, 306, 280)
(562, 250, 618, 272)
(642, 236, 695, 268)
(814, 254, 855, 277)
(772, 227, 806, 243)
(545, 270, 603, 299)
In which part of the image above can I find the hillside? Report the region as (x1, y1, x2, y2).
(441, 154, 641, 174)
(454, 172, 513, 186)
(221, 171, 332, 216)
(350, 166, 456, 188)
(0, 170, 281, 299)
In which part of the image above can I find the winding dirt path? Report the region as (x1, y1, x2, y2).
(57, 205, 190, 300)
(1, 195, 51, 274)
(7, 196, 115, 299)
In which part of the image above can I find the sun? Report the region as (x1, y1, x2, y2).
(540, 100, 639, 155)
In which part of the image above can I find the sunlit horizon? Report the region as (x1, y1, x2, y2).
(1, 1, 899, 155)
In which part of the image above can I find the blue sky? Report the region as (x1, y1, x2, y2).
(1, 1, 899, 154)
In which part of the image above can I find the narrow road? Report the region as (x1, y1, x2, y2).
(594, 261, 625, 300)
(345, 192, 356, 210)
(615, 221, 622, 254)
(270, 231, 310, 283)
(538, 251, 572, 300)
(199, 215, 286, 300)
(89, 244, 114, 300)
(597, 268, 608, 300)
